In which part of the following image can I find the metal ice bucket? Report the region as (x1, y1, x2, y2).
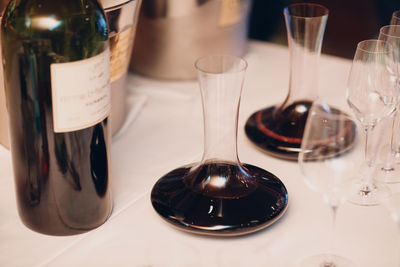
(130, 0, 251, 80)
(102, 0, 141, 134)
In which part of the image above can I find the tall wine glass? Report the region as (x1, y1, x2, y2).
(299, 99, 358, 267)
(377, 25, 400, 183)
(346, 39, 398, 205)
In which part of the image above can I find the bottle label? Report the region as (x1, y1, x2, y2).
(51, 49, 111, 133)
(110, 25, 136, 83)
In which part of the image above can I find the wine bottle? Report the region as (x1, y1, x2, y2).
(1, 0, 112, 235)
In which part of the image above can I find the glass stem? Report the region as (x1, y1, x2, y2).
(327, 205, 338, 265)
(391, 111, 400, 162)
(363, 126, 375, 190)
(364, 127, 372, 167)
(385, 112, 397, 170)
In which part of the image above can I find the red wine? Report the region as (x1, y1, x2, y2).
(151, 162, 288, 236)
(2, 0, 112, 235)
(245, 100, 356, 161)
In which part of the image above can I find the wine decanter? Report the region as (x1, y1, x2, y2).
(151, 55, 288, 236)
(245, 3, 330, 160)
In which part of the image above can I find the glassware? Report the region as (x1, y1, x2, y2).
(392, 10, 400, 25)
(150, 55, 288, 236)
(299, 99, 358, 267)
(346, 39, 398, 205)
(376, 25, 400, 183)
(245, 3, 329, 160)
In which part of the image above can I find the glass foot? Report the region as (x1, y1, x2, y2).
(300, 253, 355, 267)
(348, 181, 391, 206)
(377, 163, 400, 184)
(151, 162, 288, 236)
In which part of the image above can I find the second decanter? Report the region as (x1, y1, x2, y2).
(245, 3, 329, 160)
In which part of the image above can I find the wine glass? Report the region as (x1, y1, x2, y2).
(392, 10, 400, 25)
(376, 25, 400, 183)
(346, 39, 398, 205)
(299, 99, 358, 267)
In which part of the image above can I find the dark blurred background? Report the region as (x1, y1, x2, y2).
(248, 0, 400, 59)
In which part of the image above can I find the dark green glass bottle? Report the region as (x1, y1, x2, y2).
(1, 0, 112, 235)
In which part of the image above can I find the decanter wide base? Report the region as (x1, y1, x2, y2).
(151, 162, 288, 236)
(245, 102, 357, 161)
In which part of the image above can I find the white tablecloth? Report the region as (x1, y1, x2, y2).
(1, 41, 399, 267)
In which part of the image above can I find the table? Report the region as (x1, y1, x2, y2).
(1, 41, 399, 267)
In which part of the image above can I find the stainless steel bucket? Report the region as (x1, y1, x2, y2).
(102, 0, 141, 134)
(130, 0, 252, 80)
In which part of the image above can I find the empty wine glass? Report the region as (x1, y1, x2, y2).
(346, 39, 398, 205)
(377, 25, 400, 183)
(299, 99, 358, 267)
